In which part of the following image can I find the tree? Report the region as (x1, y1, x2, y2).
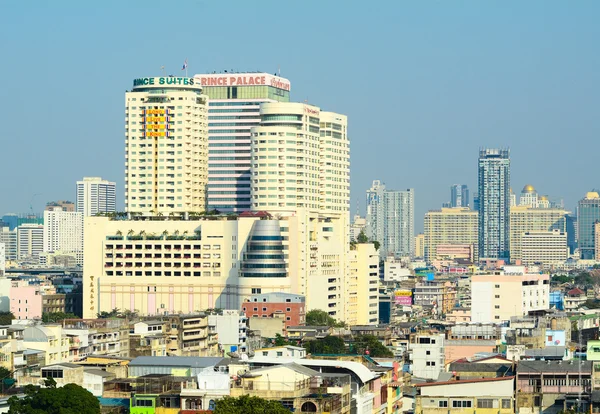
(583, 300, 600, 309)
(214, 395, 290, 414)
(8, 383, 100, 414)
(304, 335, 346, 354)
(357, 231, 369, 243)
(353, 334, 394, 357)
(551, 275, 572, 285)
(273, 334, 296, 347)
(305, 309, 345, 327)
(42, 312, 78, 323)
(0, 312, 14, 325)
(0, 366, 11, 380)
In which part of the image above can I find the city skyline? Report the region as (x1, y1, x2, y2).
(1, 2, 600, 231)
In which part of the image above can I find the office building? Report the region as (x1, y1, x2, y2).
(17, 224, 44, 261)
(365, 180, 385, 245)
(0, 243, 4, 277)
(45, 201, 75, 212)
(423, 207, 478, 263)
(76, 177, 117, 217)
(249, 102, 351, 320)
(471, 266, 549, 323)
(450, 184, 470, 208)
(43, 209, 84, 265)
(509, 206, 568, 263)
(0, 227, 17, 261)
(124, 76, 209, 215)
(383, 189, 415, 257)
(578, 192, 600, 260)
(478, 148, 510, 260)
(194, 72, 291, 213)
(348, 243, 379, 325)
(520, 229, 568, 266)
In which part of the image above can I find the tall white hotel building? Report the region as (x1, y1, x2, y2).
(76, 177, 116, 217)
(124, 77, 209, 215)
(193, 73, 291, 212)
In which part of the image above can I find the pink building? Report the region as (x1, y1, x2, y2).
(10, 283, 42, 320)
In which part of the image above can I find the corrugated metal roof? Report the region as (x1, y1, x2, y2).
(129, 356, 223, 368)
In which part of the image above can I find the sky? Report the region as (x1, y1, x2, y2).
(1, 1, 599, 231)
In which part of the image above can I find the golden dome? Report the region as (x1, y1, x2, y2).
(539, 195, 548, 201)
(522, 184, 536, 193)
(586, 192, 600, 199)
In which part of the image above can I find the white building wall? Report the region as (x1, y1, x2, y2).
(43, 209, 84, 255)
(410, 333, 445, 379)
(77, 177, 116, 217)
(17, 224, 44, 260)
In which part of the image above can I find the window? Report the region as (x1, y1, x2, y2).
(438, 401, 448, 408)
(452, 400, 472, 408)
(502, 399, 511, 409)
(495, 284, 500, 288)
(276, 352, 283, 356)
(426, 361, 436, 366)
(42, 369, 64, 378)
(477, 399, 494, 408)
(495, 295, 500, 298)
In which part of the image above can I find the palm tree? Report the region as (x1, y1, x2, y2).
(162, 230, 169, 240)
(127, 229, 135, 239)
(139, 230, 146, 240)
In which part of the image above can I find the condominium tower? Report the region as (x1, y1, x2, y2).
(365, 180, 385, 244)
(478, 148, 510, 260)
(77, 177, 116, 217)
(578, 192, 600, 260)
(423, 207, 478, 263)
(450, 184, 470, 208)
(124, 77, 209, 215)
(194, 72, 291, 212)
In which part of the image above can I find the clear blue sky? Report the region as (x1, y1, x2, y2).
(1, 1, 599, 231)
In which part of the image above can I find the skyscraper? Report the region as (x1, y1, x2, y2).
(424, 207, 479, 263)
(124, 76, 208, 215)
(478, 148, 510, 260)
(450, 184, 470, 208)
(383, 189, 415, 257)
(365, 180, 385, 244)
(77, 177, 116, 217)
(577, 191, 600, 260)
(194, 72, 291, 213)
(43, 208, 84, 256)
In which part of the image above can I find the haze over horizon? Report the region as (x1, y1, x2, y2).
(1, 1, 599, 231)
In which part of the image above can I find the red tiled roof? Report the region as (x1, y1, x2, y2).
(567, 288, 585, 296)
(416, 376, 515, 387)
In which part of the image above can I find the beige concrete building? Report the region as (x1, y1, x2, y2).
(509, 206, 568, 263)
(83, 216, 292, 318)
(415, 233, 425, 258)
(348, 243, 379, 325)
(471, 266, 549, 323)
(520, 229, 568, 265)
(125, 76, 208, 215)
(423, 208, 478, 264)
(595, 222, 600, 260)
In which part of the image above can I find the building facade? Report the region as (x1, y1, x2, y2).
(478, 148, 510, 260)
(509, 206, 567, 263)
(365, 180, 385, 246)
(423, 208, 478, 264)
(43, 209, 84, 261)
(471, 266, 549, 323)
(520, 230, 568, 266)
(383, 189, 415, 258)
(578, 192, 600, 260)
(124, 76, 208, 215)
(348, 243, 379, 325)
(243, 292, 305, 333)
(17, 224, 44, 261)
(0, 227, 16, 261)
(76, 177, 117, 217)
(194, 72, 291, 213)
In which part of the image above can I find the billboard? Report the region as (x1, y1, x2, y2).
(394, 290, 412, 306)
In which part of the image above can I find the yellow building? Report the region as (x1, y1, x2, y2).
(423, 208, 478, 264)
(348, 243, 379, 325)
(509, 206, 568, 263)
(415, 376, 515, 414)
(520, 229, 568, 265)
(415, 234, 425, 258)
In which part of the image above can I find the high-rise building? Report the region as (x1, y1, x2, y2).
(450, 184, 470, 208)
(0, 227, 17, 261)
(43, 208, 84, 260)
(194, 72, 291, 213)
(509, 206, 568, 263)
(365, 180, 385, 244)
(478, 148, 510, 260)
(348, 243, 379, 325)
(423, 207, 479, 263)
(0, 243, 5, 277)
(382, 189, 415, 257)
(125, 76, 208, 215)
(519, 184, 538, 207)
(77, 177, 117, 217)
(17, 224, 44, 261)
(415, 233, 425, 258)
(521, 230, 568, 266)
(578, 192, 600, 260)
(249, 102, 350, 319)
